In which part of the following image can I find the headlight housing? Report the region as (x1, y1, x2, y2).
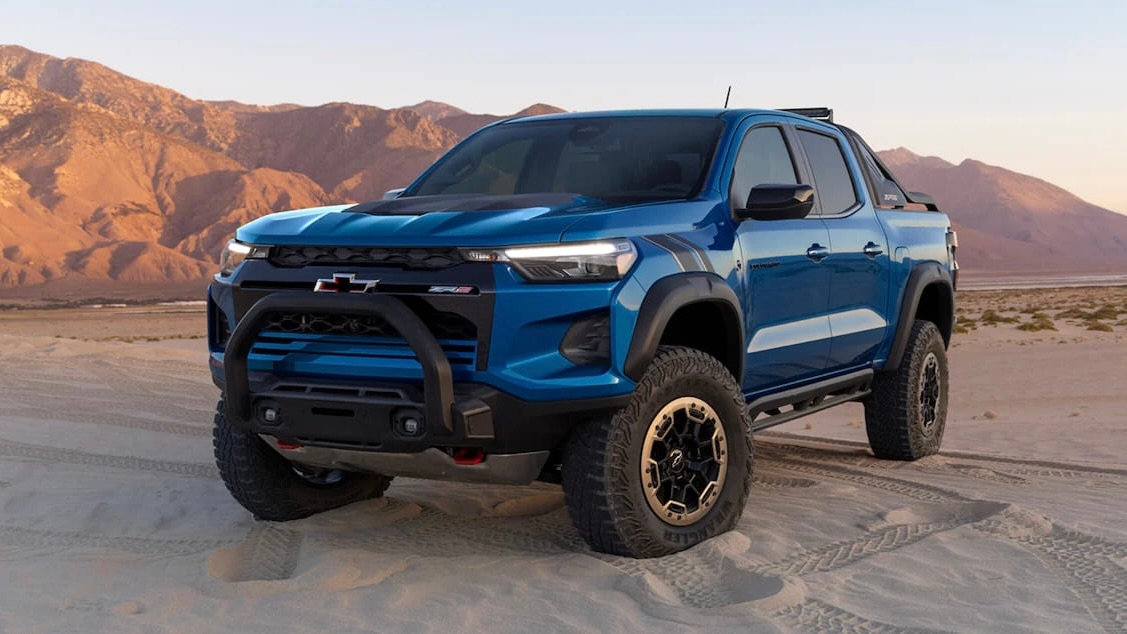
(462, 239, 637, 282)
(218, 240, 270, 276)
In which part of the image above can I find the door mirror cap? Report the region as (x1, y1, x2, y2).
(382, 187, 407, 200)
(737, 184, 815, 221)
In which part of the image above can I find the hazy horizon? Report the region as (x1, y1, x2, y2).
(2, 0, 1125, 214)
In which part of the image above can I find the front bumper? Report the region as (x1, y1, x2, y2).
(219, 291, 631, 479)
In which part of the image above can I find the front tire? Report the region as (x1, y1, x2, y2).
(562, 346, 753, 558)
(864, 320, 949, 460)
(212, 400, 392, 521)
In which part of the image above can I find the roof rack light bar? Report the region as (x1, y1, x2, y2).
(781, 107, 833, 122)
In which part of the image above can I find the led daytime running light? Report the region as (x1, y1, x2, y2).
(503, 242, 624, 259)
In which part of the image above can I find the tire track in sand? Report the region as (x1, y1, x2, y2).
(213, 524, 305, 582)
(1021, 529, 1127, 633)
(1, 400, 210, 438)
(775, 597, 943, 633)
(750, 473, 819, 489)
(10, 382, 211, 413)
(0, 438, 218, 479)
(757, 438, 1123, 497)
(975, 507, 1127, 633)
(755, 445, 970, 504)
(761, 439, 1122, 630)
(762, 432, 1127, 480)
(757, 501, 1007, 577)
(601, 541, 789, 609)
(0, 524, 233, 555)
(320, 505, 578, 557)
(314, 500, 784, 610)
(309, 442, 990, 612)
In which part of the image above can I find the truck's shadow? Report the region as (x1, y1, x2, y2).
(218, 439, 851, 570)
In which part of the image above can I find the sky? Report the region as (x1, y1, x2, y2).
(2, 0, 1126, 213)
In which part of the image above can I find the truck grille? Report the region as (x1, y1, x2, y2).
(263, 310, 476, 341)
(269, 245, 464, 269)
(248, 308, 479, 378)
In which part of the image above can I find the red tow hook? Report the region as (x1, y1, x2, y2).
(451, 448, 485, 465)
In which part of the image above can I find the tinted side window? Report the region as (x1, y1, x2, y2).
(857, 143, 907, 208)
(797, 130, 858, 215)
(729, 126, 797, 209)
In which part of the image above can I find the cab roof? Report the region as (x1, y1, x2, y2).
(498, 108, 829, 126)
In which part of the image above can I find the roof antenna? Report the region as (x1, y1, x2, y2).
(723, 86, 732, 109)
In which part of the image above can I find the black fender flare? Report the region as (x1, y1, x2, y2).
(623, 273, 744, 381)
(885, 261, 955, 372)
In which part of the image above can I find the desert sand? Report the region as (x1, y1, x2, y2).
(0, 287, 1125, 633)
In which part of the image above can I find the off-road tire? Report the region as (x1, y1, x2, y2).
(562, 346, 754, 558)
(213, 400, 392, 521)
(864, 320, 949, 460)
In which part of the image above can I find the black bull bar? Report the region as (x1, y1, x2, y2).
(222, 292, 455, 432)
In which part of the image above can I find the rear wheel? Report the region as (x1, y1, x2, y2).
(864, 320, 949, 460)
(562, 346, 753, 558)
(212, 400, 392, 521)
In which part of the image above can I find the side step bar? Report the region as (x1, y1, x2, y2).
(748, 369, 874, 432)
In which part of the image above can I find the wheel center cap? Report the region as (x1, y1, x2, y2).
(669, 449, 686, 474)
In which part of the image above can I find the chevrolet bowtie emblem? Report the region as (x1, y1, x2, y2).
(314, 273, 379, 293)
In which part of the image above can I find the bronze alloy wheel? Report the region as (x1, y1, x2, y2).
(919, 351, 941, 431)
(562, 346, 753, 557)
(640, 396, 729, 526)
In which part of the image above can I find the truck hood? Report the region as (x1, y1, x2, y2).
(235, 194, 613, 247)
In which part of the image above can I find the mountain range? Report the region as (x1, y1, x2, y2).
(1, 44, 1125, 298)
(879, 149, 1127, 273)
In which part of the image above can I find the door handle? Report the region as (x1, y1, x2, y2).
(806, 244, 830, 262)
(863, 242, 884, 257)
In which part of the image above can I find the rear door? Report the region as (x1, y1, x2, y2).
(732, 121, 832, 392)
(794, 127, 891, 370)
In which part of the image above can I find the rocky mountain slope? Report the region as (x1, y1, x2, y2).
(0, 45, 557, 294)
(879, 148, 1127, 273)
(1, 44, 1124, 296)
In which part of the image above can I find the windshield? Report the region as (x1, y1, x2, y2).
(407, 117, 723, 203)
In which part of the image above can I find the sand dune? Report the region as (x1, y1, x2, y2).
(0, 292, 1125, 632)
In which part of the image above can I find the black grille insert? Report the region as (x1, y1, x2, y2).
(262, 309, 477, 341)
(269, 245, 464, 269)
(271, 383, 409, 400)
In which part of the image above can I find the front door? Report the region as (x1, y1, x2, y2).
(731, 123, 832, 393)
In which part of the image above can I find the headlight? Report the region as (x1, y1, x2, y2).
(218, 240, 270, 276)
(462, 239, 637, 282)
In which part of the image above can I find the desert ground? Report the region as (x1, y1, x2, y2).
(0, 287, 1125, 633)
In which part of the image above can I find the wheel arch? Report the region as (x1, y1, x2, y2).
(624, 273, 744, 382)
(885, 262, 955, 372)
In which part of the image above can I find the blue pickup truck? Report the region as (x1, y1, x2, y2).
(208, 108, 958, 558)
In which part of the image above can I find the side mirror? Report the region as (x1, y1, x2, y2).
(736, 184, 815, 221)
(382, 187, 406, 200)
